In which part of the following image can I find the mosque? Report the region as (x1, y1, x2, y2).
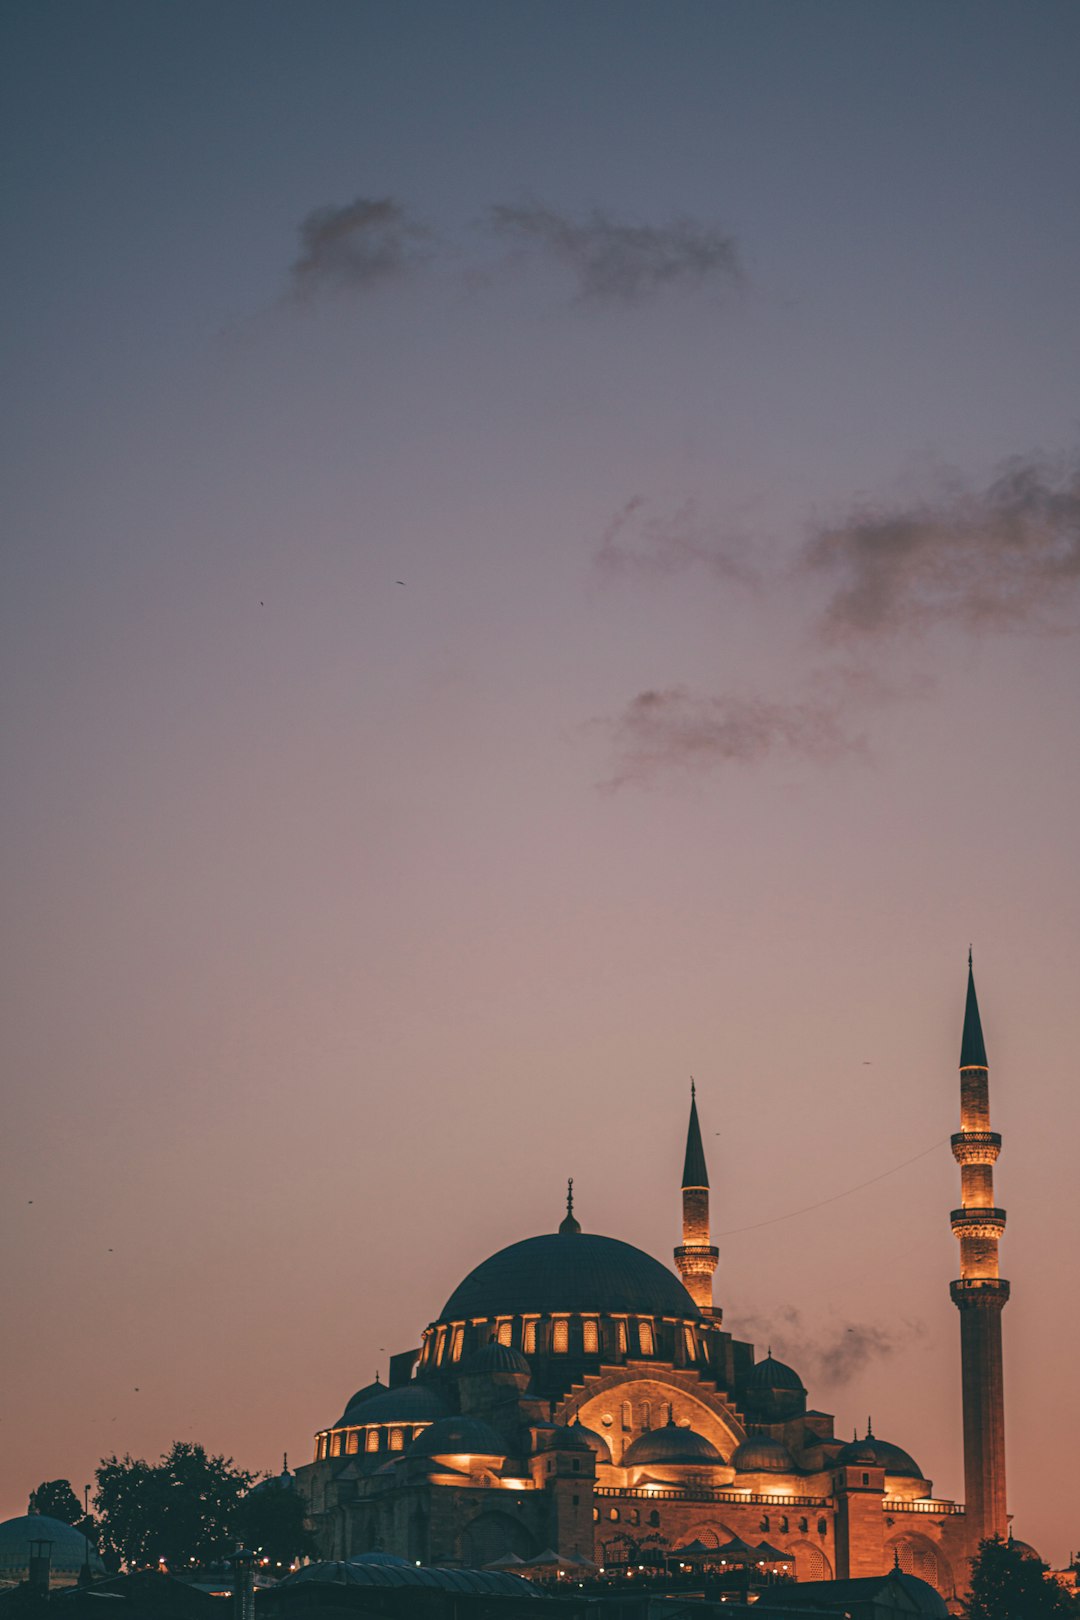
(295, 960, 1010, 1609)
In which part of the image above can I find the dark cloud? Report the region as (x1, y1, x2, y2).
(489, 203, 742, 302)
(289, 197, 430, 298)
(806, 454, 1080, 637)
(599, 685, 863, 789)
(730, 1307, 925, 1389)
(594, 497, 757, 585)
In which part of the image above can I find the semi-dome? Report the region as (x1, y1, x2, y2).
(439, 1231, 700, 1321)
(746, 1353, 805, 1391)
(837, 1433, 922, 1478)
(622, 1421, 723, 1468)
(0, 1516, 106, 1585)
(408, 1417, 507, 1458)
(332, 1382, 450, 1430)
(461, 1342, 532, 1378)
(731, 1435, 797, 1473)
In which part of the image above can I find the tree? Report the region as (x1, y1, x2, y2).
(26, 1480, 95, 1545)
(236, 1480, 317, 1570)
(963, 1535, 1078, 1620)
(94, 1443, 254, 1571)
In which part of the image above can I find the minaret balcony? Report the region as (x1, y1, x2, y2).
(675, 1244, 719, 1270)
(950, 1277, 1010, 1307)
(950, 1207, 1006, 1239)
(950, 1131, 1001, 1165)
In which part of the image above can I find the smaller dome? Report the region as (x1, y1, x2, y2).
(461, 1342, 532, 1378)
(837, 1433, 922, 1478)
(409, 1417, 507, 1458)
(746, 1353, 805, 1392)
(341, 1379, 383, 1413)
(622, 1421, 723, 1468)
(544, 1423, 593, 1454)
(0, 1516, 106, 1584)
(731, 1435, 797, 1473)
(568, 1419, 612, 1464)
(332, 1382, 449, 1430)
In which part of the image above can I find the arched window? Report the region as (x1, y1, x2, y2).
(648, 1510, 660, 1528)
(617, 1320, 628, 1354)
(628, 1508, 639, 1526)
(451, 1326, 465, 1361)
(593, 1508, 600, 1522)
(640, 1401, 651, 1430)
(620, 1401, 632, 1431)
(817, 1518, 828, 1536)
(316, 1436, 327, 1460)
(346, 1431, 359, 1455)
(779, 1516, 788, 1533)
(583, 1319, 599, 1354)
(365, 1429, 379, 1453)
(683, 1326, 697, 1360)
(638, 1321, 654, 1356)
(496, 1320, 513, 1346)
(609, 1508, 620, 1522)
(436, 1327, 447, 1364)
(390, 1427, 405, 1452)
(799, 1517, 808, 1534)
(523, 1320, 538, 1354)
(331, 1433, 343, 1457)
(760, 1515, 770, 1532)
(552, 1318, 569, 1353)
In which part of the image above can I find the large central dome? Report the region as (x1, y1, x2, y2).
(439, 1231, 701, 1321)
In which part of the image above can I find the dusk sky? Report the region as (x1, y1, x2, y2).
(3, 0, 1079, 1568)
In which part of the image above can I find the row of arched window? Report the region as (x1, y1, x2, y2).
(315, 1423, 426, 1460)
(420, 1313, 702, 1365)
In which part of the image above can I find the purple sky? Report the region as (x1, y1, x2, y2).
(3, 0, 1079, 1567)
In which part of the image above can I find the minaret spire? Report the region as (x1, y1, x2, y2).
(674, 1080, 720, 1315)
(949, 950, 1009, 1551)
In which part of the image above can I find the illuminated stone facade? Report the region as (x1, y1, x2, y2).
(295, 966, 1010, 1611)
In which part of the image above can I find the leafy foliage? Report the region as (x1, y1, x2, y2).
(93, 1443, 254, 1570)
(236, 1480, 317, 1569)
(27, 1479, 90, 1533)
(963, 1536, 1078, 1620)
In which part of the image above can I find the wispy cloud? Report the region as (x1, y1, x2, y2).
(599, 685, 864, 790)
(594, 497, 757, 585)
(806, 454, 1080, 638)
(489, 203, 742, 302)
(730, 1307, 926, 1389)
(289, 196, 431, 298)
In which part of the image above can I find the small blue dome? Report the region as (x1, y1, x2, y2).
(731, 1435, 796, 1473)
(461, 1342, 532, 1378)
(408, 1417, 507, 1458)
(746, 1353, 804, 1392)
(622, 1423, 723, 1467)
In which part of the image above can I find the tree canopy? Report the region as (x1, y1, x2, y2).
(94, 1443, 254, 1570)
(963, 1536, 1078, 1620)
(27, 1480, 94, 1542)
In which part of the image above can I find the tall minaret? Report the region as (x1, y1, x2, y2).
(949, 952, 1009, 1549)
(674, 1082, 719, 1315)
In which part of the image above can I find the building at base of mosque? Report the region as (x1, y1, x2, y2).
(295, 964, 1013, 1614)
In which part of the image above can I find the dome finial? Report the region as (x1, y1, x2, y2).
(867, 1416, 873, 1438)
(690, 1074, 695, 1099)
(559, 1177, 581, 1234)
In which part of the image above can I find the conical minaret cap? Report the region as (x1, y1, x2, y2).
(682, 1081, 709, 1189)
(960, 950, 988, 1068)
